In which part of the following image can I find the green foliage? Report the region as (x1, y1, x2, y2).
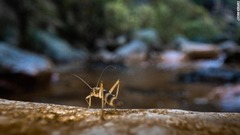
(133, 4, 156, 28)
(30, 0, 59, 27)
(153, 0, 221, 43)
(104, 0, 136, 35)
(182, 17, 220, 41)
(104, 1, 157, 37)
(53, 0, 109, 45)
(103, 0, 222, 43)
(0, 0, 230, 48)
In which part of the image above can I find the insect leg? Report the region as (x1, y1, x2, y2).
(100, 81, 105, 119)
(116, 80, 120, 98)
(109, 79, 120, 98)
(85, 95, 92, 109)
(108, 79, 122, 108)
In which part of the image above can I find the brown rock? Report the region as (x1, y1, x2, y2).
(175, 37, 220, 60)
(0, 98, 239, 135)
(184, 44, 220, 60)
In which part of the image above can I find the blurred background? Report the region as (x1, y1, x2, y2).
(0, 0, 240, 112)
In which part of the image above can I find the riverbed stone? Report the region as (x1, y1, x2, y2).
(156, 50, 187, 70)
(33, 31, 87, 63)
(116, 39, 148, 57)
(0, 43, 53, 92)
(175, 37, 220, 60)
(115, 40, 148, 67)
(0, 98, 239, 135)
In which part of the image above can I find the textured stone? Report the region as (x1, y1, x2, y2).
(0, 98, 239, 135)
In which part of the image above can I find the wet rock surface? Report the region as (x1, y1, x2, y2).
(0, 43, 53, 93)
(0, 43, 52, 75)
(0, 98, 239, 135)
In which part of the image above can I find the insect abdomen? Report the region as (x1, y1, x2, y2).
(103, 90, 122, 107)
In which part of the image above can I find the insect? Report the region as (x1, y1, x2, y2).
(73, 66, 122, 119)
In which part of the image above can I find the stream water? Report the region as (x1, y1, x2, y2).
(9, 63, 239, 112)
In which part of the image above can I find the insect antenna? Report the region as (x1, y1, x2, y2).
(96, 65, 116, 87)
(73, 74, 93, 89)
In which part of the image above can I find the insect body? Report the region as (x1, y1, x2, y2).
(83, 79, 121, 109)
(73, 67, 122, 119)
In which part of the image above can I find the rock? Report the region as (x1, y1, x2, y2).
(115, 40, 148, 67)
(153, 50, 224, 70)
(208, 85, 240, 111)
(178, 68, 240, 83)
(133, 28, 161, 49)
(0, 43, 53, 92)
(175, 37, 220, 60)
(173, 37, 225, 69)
(33, 31, 87, 63)
(0, 43, 52, 75)
(218, 40, 240, 64)
(219, 40, 240, 53)
(0, 98, 239, 135)
(116, 40, 148, 57)
(192, 54, 225, 69)
(92, 49, 116, 63)
(156, 50, 187, 70)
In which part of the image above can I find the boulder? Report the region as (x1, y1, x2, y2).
(116, 39, 148, 57)
(0, 98, 239, 135)
(175, 37, 220, 60)
(219, 40, 240, 53)
(33, 31, 87, 63)
(154, 50, 224, 70)
(0, 43, 53, 92)
(133, 28, 161, 49)
(218, 40, 240, 64)
(156, 50, 187, 70)
(115, 40, 148, 67)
